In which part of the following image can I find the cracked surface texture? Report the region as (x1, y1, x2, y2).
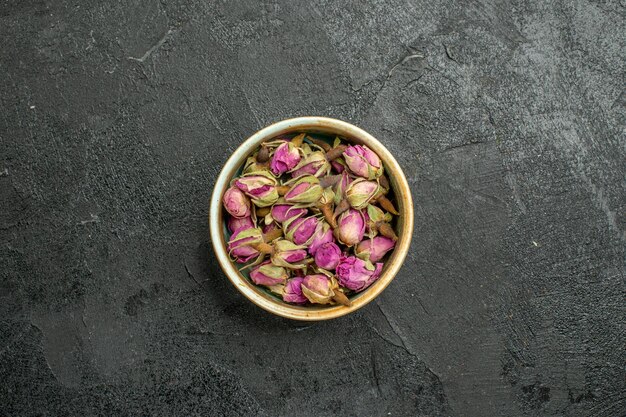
(1, 0, 624, 416)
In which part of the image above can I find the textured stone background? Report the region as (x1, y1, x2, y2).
(1, 0, 624, 416)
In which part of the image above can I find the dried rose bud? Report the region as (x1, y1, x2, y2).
(308, 222, 333, 255)
(271, 239, 310, 269)
(346, 179, 380, 209)
(364, 204, 393, 234)
(242, 154, 273, 175)
(366, 204, 392, 224)
(301, 274, 335, 304)
(336, 256, 383, 292)
(228, 216, 255, 234)
(314, 242, 341, 270)
(290, 151, 331, 178)
(343, 145, 384, 179)
(270, 203, 307, 223)
(270, 141, 301, 175)
(318, 187, 335, 206)
(284, 215, 319, 245)
(222, 186, 251, 218)
(330, 158, 346, 173)
(355, 236, 395, 262)
(261, 221, 279, 235)
(234, 171, 278, 207)
(284, 175, 323, 205)
(283, 277, 307, 304)
(250, 260, 289, 286)
(227, 227, 264, 263)
(335, 209, 365, 247)
(333, 171, 352, 206)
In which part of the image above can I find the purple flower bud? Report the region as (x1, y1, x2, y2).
(284, 215, 319, 245)
(308, 222, 333, 255)
(284, 175, 323, 205)
(314, 242, 341, 270)
(331, 159, 346, 173)
(355, 236, 395, 262)
(290, 151, 330, 178)
(333, 171, 352, 206)
(234, 171, 279, 207)
(346, 179, 380, 209)
(270, 141, 301, 175)
(336, 256, 383, 292)
(223, 186, 251, 218)
(227, 228, 264, 263)
(335, 209, 365, 247)
(270, 204, 307, 223)
(250, 260, 289, 286)
(343, 145, 383, 179)
(228, 216, 255, 234)
(283, 277, 307, 304)
(262, 221, 279, 235)
(271, 239, 310, 269)
(301, 274, 334, 304)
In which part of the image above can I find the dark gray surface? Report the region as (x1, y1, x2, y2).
(1, 1, 624, 416)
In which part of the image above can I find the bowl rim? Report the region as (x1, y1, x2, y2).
(209, 116, 413, 321)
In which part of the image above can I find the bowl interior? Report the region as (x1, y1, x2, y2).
(210, 117, 413, 320)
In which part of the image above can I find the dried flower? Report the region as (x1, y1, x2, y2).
(235, 171, 278, 207)
(355, 236, 396, 262)
(284, 215, 319, 245)
(227, 227, 264, 263)
(308, 221, 333, 255)
(290, 151, 331, 178)
(271, 239, 309, 269)
(314, 242, 342, 270)
(343, 145, 384, 179)
(250, 260, 289, 286)
(335, 209, 365, 247)
(346, 179, 380, 209)
(228, 216, 255, 234)
(270, 141, 301, 175)
(223, 186, 251, 218)
(333, 171, 352, 206)
(336, 256, 383, 292)
(283, 277, 307, 304)
(270, 203, 307, 224)
(284, 175, 323, 205)
(301, 274, 335, 304)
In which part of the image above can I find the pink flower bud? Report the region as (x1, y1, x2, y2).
(308, 222, 333, 255)
(355, 236, 395, 262)
(250, 260, 289, 286)
(284, 215, 319, 245)
(222, 186, 251, 218)
(336, 256, 383, 292)
(283, 277, 307, 304)
(228, 216, 255, 234)
(290, 151, 330, 178)
(284, 175, 323, 205)
(270, 204, 307, 223)
(331, 159, 346, 173)
(227, 228, 264, 263)
(234, 171, 278, 207)
(271, 239, 310, 269)
(261, 221, 279, 235)
(335, 209, 365, 247)
(333, 171, 352, 205)
(314, 242, 341, 270)
(270, 141, 301, 175)
(346, 179, 380, 209)
(301, 274, 334, 304)
(343, 145, 383, 179)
